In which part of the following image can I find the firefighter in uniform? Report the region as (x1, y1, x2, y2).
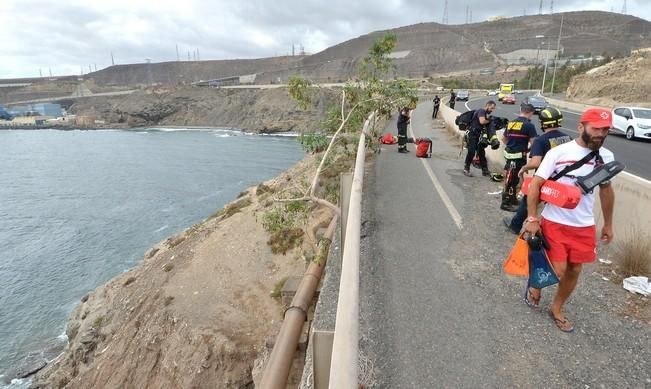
(397, 106, 411, 153)
(500, 103, 537, 211)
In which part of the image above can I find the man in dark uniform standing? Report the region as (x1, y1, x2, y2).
(449, 90, 456, 109)
(397, 106, 411, 153)
(500, 103, 537, 211)
(463, 100, 496, 176)
(432, 95, 441, 118)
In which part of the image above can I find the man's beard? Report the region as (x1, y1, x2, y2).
(581, 131, 605, 150)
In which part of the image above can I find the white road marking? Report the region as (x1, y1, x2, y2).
(408, 122, 463, 230)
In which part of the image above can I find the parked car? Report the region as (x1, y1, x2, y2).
(521, 96, 548, 113)
(612, 107, 651, 140)
(487, 90, 498, 96)
(514, 90, 523, 94)
(502, 94, 516, 104)
(456, 90, 470, 101)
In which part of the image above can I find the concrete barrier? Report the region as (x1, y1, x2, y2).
(438, 103, 651, 235)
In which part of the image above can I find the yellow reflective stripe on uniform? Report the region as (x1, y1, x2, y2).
(503, 150, 525, 159)
(507, 121, 523, 131)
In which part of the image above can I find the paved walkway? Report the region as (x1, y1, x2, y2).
(357, 102, 650, 388)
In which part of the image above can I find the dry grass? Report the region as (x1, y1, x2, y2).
(268, 228, 304, 255)
(613, 226, 651, 277)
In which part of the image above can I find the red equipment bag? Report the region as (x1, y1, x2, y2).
(521, 176, 582, 209)
(380, 133, 398, 144)
(414, 137, 432, 158)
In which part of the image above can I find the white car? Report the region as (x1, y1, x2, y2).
(612, 107, 651, 140)
(487, 90, 498, 96)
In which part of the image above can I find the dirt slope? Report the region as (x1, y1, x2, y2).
(31, 155, 328, 389)
(567, 51, 651, 107)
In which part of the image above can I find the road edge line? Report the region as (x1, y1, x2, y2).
(409, 122, 463, 230)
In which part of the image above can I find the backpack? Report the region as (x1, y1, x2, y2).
(414, 138, 432, 158)
(455, 110, 475, 131)
(380, 133, 398, 144)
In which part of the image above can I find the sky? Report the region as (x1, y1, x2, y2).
(0, 0, 649, 79)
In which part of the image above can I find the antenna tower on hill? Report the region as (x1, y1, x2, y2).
(621, 0, 627, 14)
(539, 0, 543, 15)
(550, 0, 554, 14)
(443, 0, 449, 24)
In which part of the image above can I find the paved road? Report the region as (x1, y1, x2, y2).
(358, 102, 650, 388)
(459, 93, 651, 180)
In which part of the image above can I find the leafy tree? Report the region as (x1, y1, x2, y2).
(284, 32, 418, 215)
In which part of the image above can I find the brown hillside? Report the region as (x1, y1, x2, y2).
(567, 51, 651, 107)
(83, 11, 650, 85)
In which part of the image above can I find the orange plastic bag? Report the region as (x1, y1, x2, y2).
(504, 233, 529, 277)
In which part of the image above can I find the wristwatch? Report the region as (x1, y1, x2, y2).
(526, 216, 539, 223)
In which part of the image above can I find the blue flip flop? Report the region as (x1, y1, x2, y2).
(523, 284, 541, 308)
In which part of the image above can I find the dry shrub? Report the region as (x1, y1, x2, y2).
(268, 228, 304, 255)
(613, 226, 651, 277)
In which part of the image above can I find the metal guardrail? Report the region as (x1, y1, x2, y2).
(328, 111, 375, 388)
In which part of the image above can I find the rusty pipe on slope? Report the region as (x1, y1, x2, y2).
(259, 215, 338, 389)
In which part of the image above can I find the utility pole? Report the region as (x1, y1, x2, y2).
(111, 51, 115, 66)
(197, 48, 200, 61)
(89, 64, 92, 73)
(39, 68, 42, 77)
(550, 0, 554, 14)
(49, 68, 52, 77)
(465, 5, 469, 24)
(292, 44, 295, 56)
(188, 50, 191, 61)
(443, 0, 449, 24)
(622, 0, 627, 14)
(541, 40, 551, 94)
(94, 64, 97, 71)
(550, 13, 564, 94)
(539, 0, 543, 15)
(176, 44, 180, 61)
(469, 8, 472, 23)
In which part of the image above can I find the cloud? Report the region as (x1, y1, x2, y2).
(0, 0, 649, 79)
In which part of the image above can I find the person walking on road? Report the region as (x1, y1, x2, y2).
(504, 107, 571, 233)
(397, 106, 411, 153)
(463, 100, 496, 177)
(524, 108, 616, 333)
(449, 90, 456, 109)
(432, 95, 441, 119)
(500, 103, 537, 211)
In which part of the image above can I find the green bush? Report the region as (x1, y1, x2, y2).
(299, 132, 329, 153)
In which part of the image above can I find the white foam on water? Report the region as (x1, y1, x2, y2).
(153, 225, 169, 233)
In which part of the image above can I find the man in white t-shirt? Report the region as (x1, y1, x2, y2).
(524, 108, 616, 333)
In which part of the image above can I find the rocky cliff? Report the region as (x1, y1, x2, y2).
(31, 154, 333, 388)
(68, 86, 338, 133)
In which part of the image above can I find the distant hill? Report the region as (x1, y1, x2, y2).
(2, 11, 650, 94)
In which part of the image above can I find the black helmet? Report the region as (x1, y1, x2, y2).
(539, 107, 563, 129)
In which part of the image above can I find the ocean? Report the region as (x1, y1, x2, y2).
(0, 128, 303, 386)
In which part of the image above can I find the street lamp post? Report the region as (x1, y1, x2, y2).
(550, 13, 565, 95)
(541, 41, 550, 94)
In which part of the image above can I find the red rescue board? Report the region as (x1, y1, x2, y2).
(521, 176, 582, 209)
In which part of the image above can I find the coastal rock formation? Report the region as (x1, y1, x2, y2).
(32, 156, 325, 388)
(68, 86, 338, 132)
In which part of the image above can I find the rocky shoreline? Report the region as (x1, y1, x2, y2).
(65, 86, 338, 133)
(26, 153, 326, 388)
